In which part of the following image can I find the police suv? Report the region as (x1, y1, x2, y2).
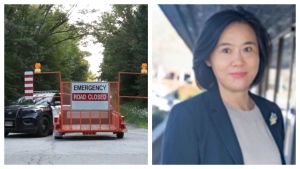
(4, 91, 61, 137)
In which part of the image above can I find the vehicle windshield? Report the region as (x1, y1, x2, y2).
(13, 93, 56, 105)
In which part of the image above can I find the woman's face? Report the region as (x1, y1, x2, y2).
(206, 22, 259, 92)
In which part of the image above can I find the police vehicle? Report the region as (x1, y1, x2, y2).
(5, 91, 61, 137)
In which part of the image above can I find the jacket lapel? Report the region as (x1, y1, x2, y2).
(249, 92, 286, 164)
(207, 89, 244, 164)
(250, 93, 280, 140)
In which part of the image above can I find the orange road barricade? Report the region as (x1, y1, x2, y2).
(53, 81, 127, 139)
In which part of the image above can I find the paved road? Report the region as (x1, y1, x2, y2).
(5, 124, 148, 165)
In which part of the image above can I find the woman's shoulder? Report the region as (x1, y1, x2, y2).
(177, 90, 208, 105)
(166, 91, 210, 132)
(250, 92, 281, 110)
(170, 91, 209, 114)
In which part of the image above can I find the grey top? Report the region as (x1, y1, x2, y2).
(224, 103, 282, 164)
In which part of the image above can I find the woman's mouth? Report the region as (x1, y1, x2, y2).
(230, 72, 247, 78)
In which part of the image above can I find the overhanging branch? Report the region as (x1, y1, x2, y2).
(43, 35, 84, 51)
(50, 29, 75, 35)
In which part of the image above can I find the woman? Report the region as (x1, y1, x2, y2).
(161, 6, 286, 165)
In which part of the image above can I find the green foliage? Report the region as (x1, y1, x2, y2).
(86, 70, 97, 82)
(4, 4, 149, 115)
(120, 103, 148, 129)
(94, 5, 148, 106)
(5, 4, 91, 105)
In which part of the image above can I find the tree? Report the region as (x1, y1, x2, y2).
(93, 5, 148, 106)
(5, 4, 91, 105)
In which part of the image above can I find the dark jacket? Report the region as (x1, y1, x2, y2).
(161, 88, 286, 164)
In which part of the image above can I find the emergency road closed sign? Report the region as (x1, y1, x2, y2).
(72, 93, 108, 101)
(71, 82, 109, 110)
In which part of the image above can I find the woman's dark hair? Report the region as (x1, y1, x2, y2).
(193, 6, 271, 90)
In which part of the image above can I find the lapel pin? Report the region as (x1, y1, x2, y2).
(269, 112, 277, 126)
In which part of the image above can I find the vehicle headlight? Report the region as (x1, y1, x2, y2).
(41, 107, 51, 111)
(36, 109, 42, 113)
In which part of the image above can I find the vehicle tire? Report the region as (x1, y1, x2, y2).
(54, 135, 63, 139)
(36, 117, 50, 137)
(5, 132, 9, 137)
(116, 132, 124, 138)
(48, 128, 53, 135)
(53, 132, 63, 139)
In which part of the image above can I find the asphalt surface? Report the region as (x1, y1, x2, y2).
(5, 124, 148, 165)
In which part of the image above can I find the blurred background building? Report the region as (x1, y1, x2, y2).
(152, 4, 296, 165)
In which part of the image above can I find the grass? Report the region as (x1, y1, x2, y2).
(120, 103, 148, 129)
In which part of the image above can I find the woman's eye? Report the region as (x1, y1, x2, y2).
(244, 47, 252, 52)
(221, 48, 231, 53)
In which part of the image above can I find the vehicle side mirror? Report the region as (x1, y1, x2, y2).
(54, 101, 61, 106)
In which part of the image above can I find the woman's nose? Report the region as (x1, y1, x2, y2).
(231, 50, 245, 66)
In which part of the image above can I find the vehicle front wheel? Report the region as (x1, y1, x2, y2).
(54, 135, 63, 139)
(36, 117, 50, 137)
(116, 132, 124, 138)
(53, 132, 63, 139)
(48, 129, 53, 135)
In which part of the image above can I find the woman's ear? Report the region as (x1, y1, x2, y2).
(205, 59, 212, 67)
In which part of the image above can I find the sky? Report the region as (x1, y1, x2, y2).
(65, 4, 113, 77)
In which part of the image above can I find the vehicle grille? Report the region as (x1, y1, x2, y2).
(18, 110, 31, 117)
(5, 109, 18, 118)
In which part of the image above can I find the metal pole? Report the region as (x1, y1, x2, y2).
(286, 35, 295, 112)
(273, 37, 284, 103)
(118, 72, 121, 113)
